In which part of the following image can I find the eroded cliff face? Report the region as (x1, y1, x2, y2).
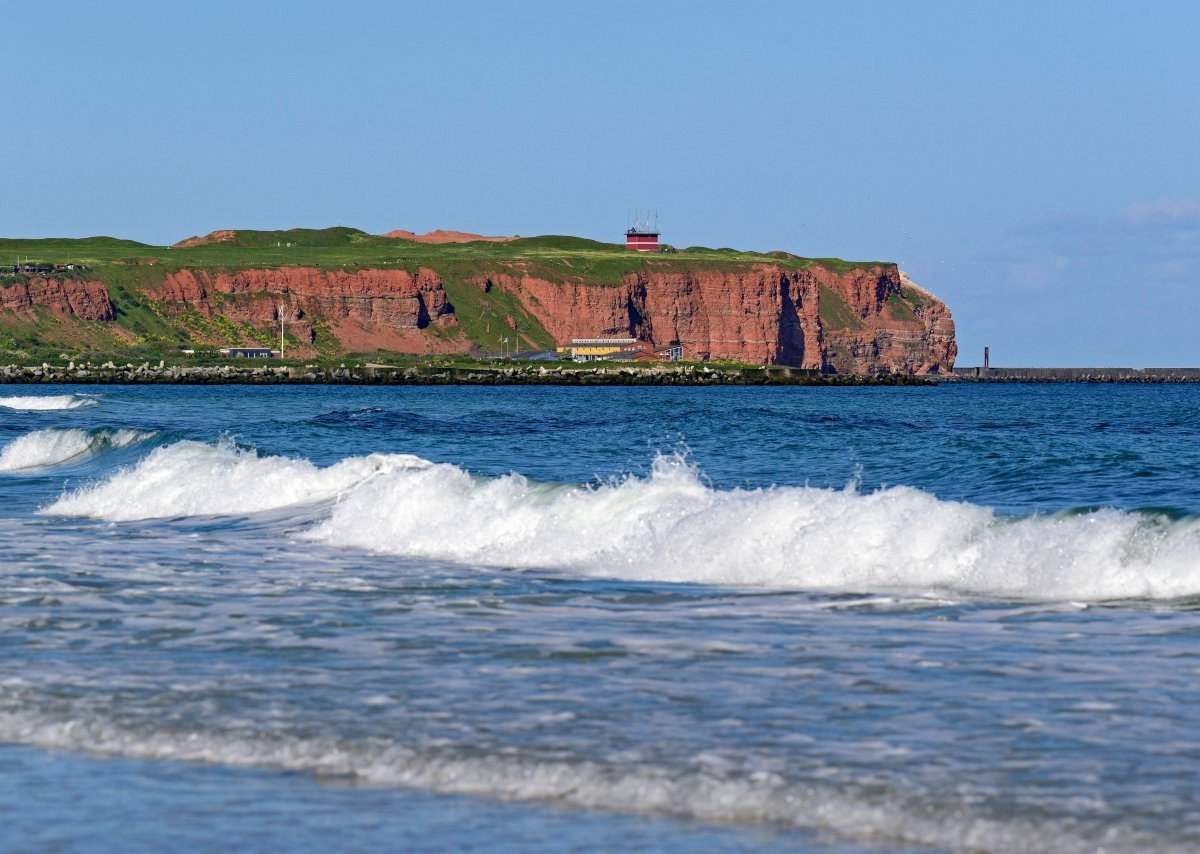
(1, 259, 954, 372)
(819, 271, 956, 375)
(477, 263, 956, 373)
(0, 278, 114, 321)
(157, 267, 453, 327)
(152, 267, 459, 353)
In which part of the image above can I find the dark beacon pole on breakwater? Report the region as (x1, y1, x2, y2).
(984, 347, 990, 369)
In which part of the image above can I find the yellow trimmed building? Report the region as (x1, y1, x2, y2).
(557, 337, 638, 362)
(557, 337, 684, 363)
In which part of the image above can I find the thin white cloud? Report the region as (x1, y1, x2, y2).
(989, 200, 1200, 272)
(1121, 199, 1200, 225)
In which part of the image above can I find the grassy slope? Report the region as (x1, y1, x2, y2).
(817, 285, 867, 331)
(0, 230, 892, 362)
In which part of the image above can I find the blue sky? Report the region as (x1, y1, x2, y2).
(3, 0, 1198, 365)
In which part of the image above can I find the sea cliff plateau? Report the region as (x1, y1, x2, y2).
(0, 227, 956, 373)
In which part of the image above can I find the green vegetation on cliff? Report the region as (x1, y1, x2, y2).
(0, 229, 884, 276)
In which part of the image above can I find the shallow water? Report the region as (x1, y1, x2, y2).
(2, 383, 1199, 851)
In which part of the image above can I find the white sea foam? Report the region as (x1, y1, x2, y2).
(306, 453, 1200, 601)
(41, 443, 1200, 601)
(43, 439, 431, 520)
(0, 394, 98, 411)
(0, 428, 155, 472)
(0, 710, 1169, 853)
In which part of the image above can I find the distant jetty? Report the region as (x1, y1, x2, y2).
(0, 362, 932, 386)
(951, 367, 1200, 383)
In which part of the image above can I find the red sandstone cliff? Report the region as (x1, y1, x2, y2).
(1, 259, 954, 372)
(474, 263, 956, 373)
(819, 271, 956, 375)
(0, 278, 114, 321)
(151, 267, 459, 353)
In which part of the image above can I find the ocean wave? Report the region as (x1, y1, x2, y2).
(43, 439, 431, 520)
(41, 442, 1200, 601)
(0, 394, 98, 411)
(0, 709, 1168, 853)
(0, 428, 157, 472)
(306, 453, 1200, 601)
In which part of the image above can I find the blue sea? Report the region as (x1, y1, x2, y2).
(2, 383, 1200, 852)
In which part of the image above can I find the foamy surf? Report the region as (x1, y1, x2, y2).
(41, 443, 1200, 602)
(0, 709, 1166, 854)
(43, 439, 432, 520)
(0, 428, 156, 472)
(0, 394, 98, 411)
(301, 453, 1200, 601)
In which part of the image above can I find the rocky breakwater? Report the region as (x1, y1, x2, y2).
(474, 263, 955, 374)
(0, 362, 932, 386)
(153, 267, 457, 347)
(0, 277, 114, 321)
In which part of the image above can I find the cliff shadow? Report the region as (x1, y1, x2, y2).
(777, 276, 806, 367)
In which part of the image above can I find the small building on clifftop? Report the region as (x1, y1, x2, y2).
(625, 212, 660, 252)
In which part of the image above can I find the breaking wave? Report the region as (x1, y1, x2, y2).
(0, 428, 156, 472)
(0, 394, 98, 411)
(43, 439, 431, 521)
(41, 441, 1200, 601)
(0, 709, 1170, 853)
(306, 453, 1200, 601)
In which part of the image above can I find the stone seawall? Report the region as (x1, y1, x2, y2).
(0, 363, 932, 386)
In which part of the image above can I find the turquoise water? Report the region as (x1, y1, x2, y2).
(2, 384, 1199, 852)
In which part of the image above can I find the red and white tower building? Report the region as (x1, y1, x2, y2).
(625, 211, 660, 252)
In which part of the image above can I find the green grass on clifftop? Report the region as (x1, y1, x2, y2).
(0, 228, 889, 278)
